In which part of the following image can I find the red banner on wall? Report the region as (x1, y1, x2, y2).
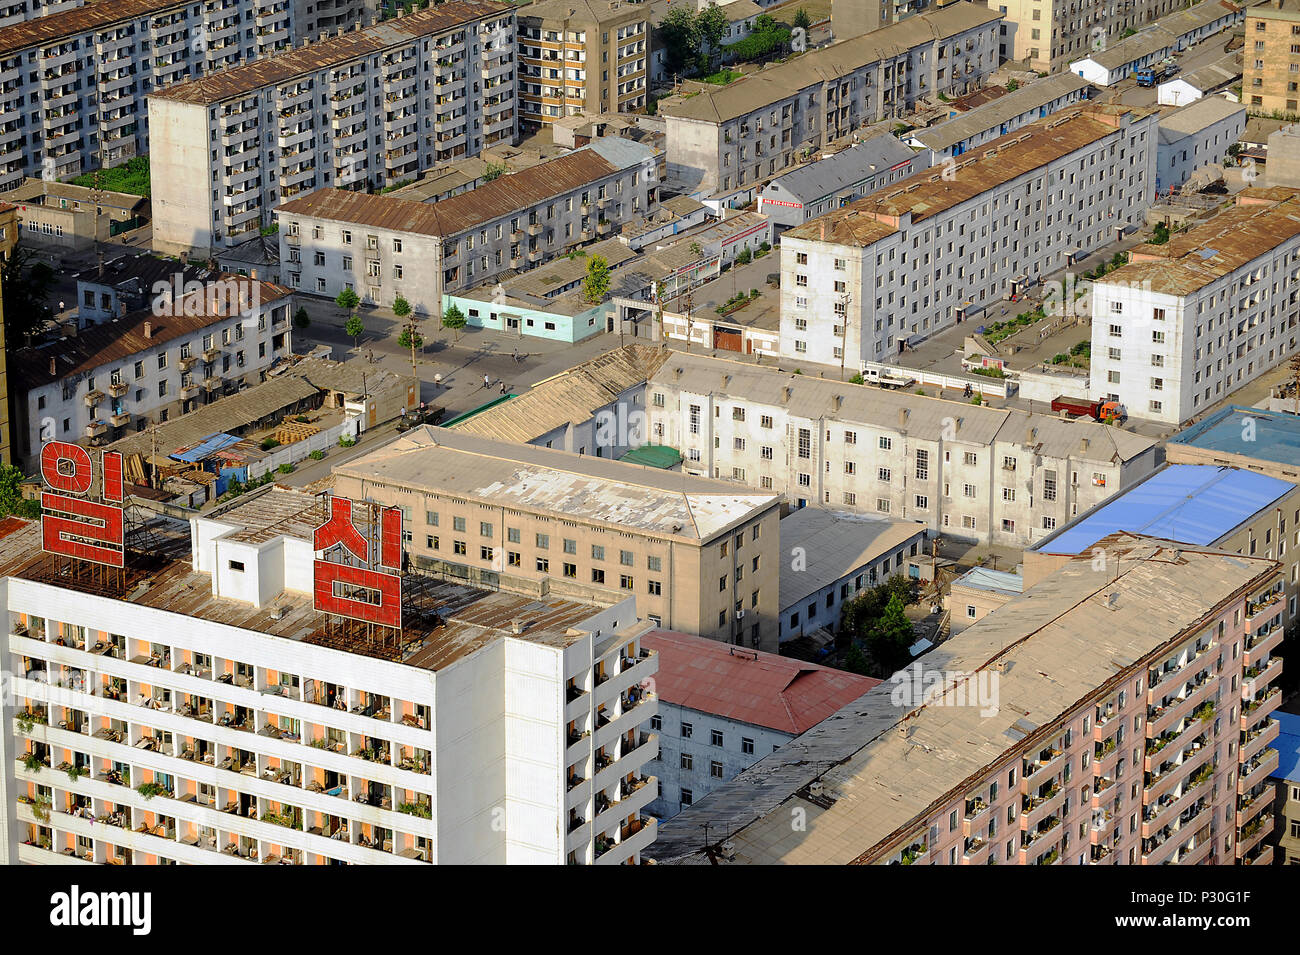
(40, 441, 125, 567)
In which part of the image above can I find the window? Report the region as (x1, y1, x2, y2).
(453, 517, 466, 532)
(711, 729, 723, 746)
(680, 753, 693, 770)
(710, 761, 724, 779)
(681, 789, 693, 806)
(681, 722, 693, 739)
(742, 738, 754, 755)
(916, 449, 928, 480)
(648, 580, 662, 595)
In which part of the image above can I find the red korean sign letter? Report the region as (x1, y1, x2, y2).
(40, 441, 125, 567)
(312, 496, 402, 628)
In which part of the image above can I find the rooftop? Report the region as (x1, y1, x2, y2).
(1101, 188, 1300, 295)
(14, 275, 290, 392)
(1162, 51, 1240, 93)
(0, 0, 183, 57)
(647, 352, 1158, 464)
(148, 1, 511, 105)
(1273, 712, 1300, 784)
(786, 107, 1150, 242)
(646, 534, 1277, 863)
(908, 73, 1093, 152)
(949, 565, 1024, 597)
(335, 425, 780, 542)
(1032, 464, 1296, 555)
(519, 0, 650, 24)
(643, 630, 878, 735)
(763, 133, 919, 201)
(777, 509, 925, 611)
(660, 3, 1002, 124)
(1168, 405, 1300, 470)
(277, 139, 654, 238)
(7, 177, 147, 210)
(0, 513, 614, 673)
(1157, 95, 1245, 139)
(451, 344, 671, 444)
(74, 253, 211, 291)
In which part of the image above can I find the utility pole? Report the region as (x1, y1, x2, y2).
(1291, 354, 1300, 416)
(145, 422, 161, 490)
(683, 287, 694, 353)
(92, 170, 106, 280)
(838, 290, 852, 382)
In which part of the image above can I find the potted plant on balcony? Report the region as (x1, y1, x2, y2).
(66, 764, 87, 783)
(136, 781, 168, 800)
(20, 751, 44, 772)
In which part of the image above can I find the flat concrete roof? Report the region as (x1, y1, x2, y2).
(1168, 405, 1300, 468)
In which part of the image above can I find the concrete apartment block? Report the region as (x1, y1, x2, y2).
(0, 492, 659, 865)
(0, 0, 380, 190)
(661, 2, 1001, 203)
(777, 105, 1158, 367)
(149, 1, 517, 256)
(1155, 96, 1246, 192)
(332, 425, 785, 650)
(645, 352, 1160, 547)
(1088, 187, 1300, 426)
(646, 533, 1284, 865)
(276, 137, 656, 314)
(517, 0, 649, 126)
(1242, 0, 1300, 116)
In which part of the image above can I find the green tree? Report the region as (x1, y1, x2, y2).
(659, 6, 702, 78)
(735, 246, 752, 265)
(398, 326, 423, 349)
(392, 295, 412, 319)
(345, 314, 364, 348)
(293, 306, 311, 329)
(582, 255, 611, 304)
(442, 302, 467, 341)
(2, 245, 55, 343)
(482, 161, 508, 182)
(1005, 78, 1019, 92)
(336, 287, 360, 313)
(697, 5, 729, 56)
(866, 594, 914, 675)
(792, 7, 811, 30)
(844, 642, 872, 676)
(0, 464, 39, 519)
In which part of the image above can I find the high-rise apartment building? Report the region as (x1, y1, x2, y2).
(3, 486, 660, 865)
(1088, 187, 1300, 426)
(647, 533, 1283, 865)
(1242, 0, 1300, 115)
(993, 0, 1193, 72)
(332, 425, 785, 650)
(0, 0, 379, 190)
(149, 1, 517, 256)
(517, 0, 649, 126)
(777, 105, 1157, 366)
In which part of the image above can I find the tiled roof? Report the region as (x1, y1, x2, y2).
(643, 630, 878, 735)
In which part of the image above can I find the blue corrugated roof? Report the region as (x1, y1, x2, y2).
(954, 567, 1024, 595)
(172, 432, 242, 463)
(1169, 405, 1300, 469)
(1273, 712, 1300, 784)
(1037, 465, 1295, 555)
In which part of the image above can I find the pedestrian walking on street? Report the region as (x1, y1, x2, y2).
(483, 374, 491, 389)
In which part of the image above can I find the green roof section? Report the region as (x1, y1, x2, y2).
(442, 394, 518, 428)
(618, 445, 683, 469)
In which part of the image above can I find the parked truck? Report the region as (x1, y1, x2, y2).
(1051, 395, 1124, 421)
(1136, 60, 1178, 87)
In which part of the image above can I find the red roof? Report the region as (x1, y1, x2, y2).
(0, 516, 28, 541)
(643, 630, 878, 736)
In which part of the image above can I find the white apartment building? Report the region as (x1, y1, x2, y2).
(661, 2, 1001, 200)
(0, 0, 312, 190)
(277, 137, 657, 314)
(10, 275, 292, 466)
(777, 105, 1158, 366)
(1, 488, 660, 865)
(0, 0, 81, 30)
(645, 353, 1160, 546)
(1089, 187, 1300, 426)
(149, 0, 518, 256)
(0, 0, 375, 32)
(1155, 96, 1246, 192)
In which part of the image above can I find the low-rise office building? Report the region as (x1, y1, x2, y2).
(1088, 187, 1300, 425)
(1156, 96, 1246, 192)
(11, 275, 292, 466)
(904, 72, 1092, 159)
(643, 628, 877, 820)
(661, 3, 1000, 200)
(644, 352, 1160, 547)
(333, 425, 785, 649)
(277, 137, 656, 314)
(149, 1, 518, 256)
(8, 179, 147, 252)
(647, 532, 1284, 865)
(778, 105, 1158, 366)
(1, 490, 659, 865)
(757, 134, 926, 231)
(777, 507, 927, 643)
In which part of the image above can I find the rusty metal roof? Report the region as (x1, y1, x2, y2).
(148, 1, 511, 105)
(0, 0, 187, 57)
(278, 148, 620, 237)
(14, 275, 290, 392)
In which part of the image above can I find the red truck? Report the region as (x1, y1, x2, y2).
(1051, 395, 1124, 422)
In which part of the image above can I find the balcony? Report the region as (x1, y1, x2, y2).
(85, 420, 107, 439)
(1021, 747, 1064, 791)
(1242, 657, 1283, 699)
(1242, 686, 1282, 729)
(1238, 748, 1280, 794)
(179, 383, 200, 400)
(1245, 625, 1283, 668)
(1021, 782, 1064, 829)
(1244, 590, 1283, 627)
(109, 411, 131, 428)
(83, 389, 105, 407)
(107, 380, 128, 397)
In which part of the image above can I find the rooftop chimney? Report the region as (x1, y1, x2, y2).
(899, 407, 909, 427)
(782, 385, 793, 403)
(143, 321, 153, 339)
(49, 357, 56, 377)
(1080, 437, 1090, 453)
(1025, 426, 1036, 444)
(819, 219, 826, 240)
(510, 617, 523, 635)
